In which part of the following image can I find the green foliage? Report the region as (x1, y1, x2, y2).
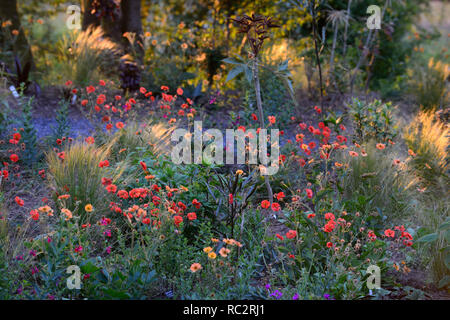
(338, 142, 418, 222)
(19, 88, 39, 165)
(348, 98, 397, 143)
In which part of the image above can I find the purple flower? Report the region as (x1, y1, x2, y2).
(265, 283, 271, 290)
(323, 293, 331, 300)
(270, 290, 283, 299)
(106, 246, 111, 254)
(15, 255, 23, 261)
(29, 249, 36, 257)
(292, 293, 299, 300)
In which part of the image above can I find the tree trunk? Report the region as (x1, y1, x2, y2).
(82, 0, 100, 31)
(0, 0, 33, 68)
(121, 0, 144, 64)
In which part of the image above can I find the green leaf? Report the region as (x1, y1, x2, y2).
(416, 233, 438, 243)
(225, 65, 244, 83)
(438, 275, 450, 289)
(222, 57, 243, 65)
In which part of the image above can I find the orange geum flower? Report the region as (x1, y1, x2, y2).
(376, 143, 386, 150)
(208, 252, 217, 259)
(85, 204, 93, 212)
(219, 247, 231, 257)
(203, 247, 213, 253)
(190, 263, 202, 273)
(61, 208, 72, 220)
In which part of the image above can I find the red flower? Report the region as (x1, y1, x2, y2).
(325, 212, 335, 220)
(116, 122, 125, 129)
(106, 184, 117, 193)
(271, 202, 281, 212)
(140, 161, 147, 171)
(15, 196, 24, 206)
(384, 229, 395, 238)
(13, 133, 21, 141)
(10, 154, 19, 163)
(286, 230, 297, 239)
(275, 192, 285, 201)
(228, 194, 233, 204)
(276, 233, 284, 241)
(174, 215, 183, 227)
(177, 88, 183, 95)
(99, 80, 106, 86)
(192, 199, 201, 209)
(305, 189, 313, 199)
(99, 160, 110, 168)
(2, 170, 9, 179)
(30, 210, 39, 221)
(85, 136, 95, 144)
(261, 200, 270, 209)
(86, 85, 95, 93)
(187, 212, 197, 221)
(326, 242, 333, 248)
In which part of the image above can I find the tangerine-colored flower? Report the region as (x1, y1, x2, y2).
(286, 230, 297, 239)
(376, 143, 386, 150)
(177, 88, 183, 95)
(235, 169, 244, 175)
(116, 122, 125, 129)
(349, 151, 359, 157)
(190, 263, 202, 272)
(187, 212, 197, 221)
(61, 208, 72, 220)
(203, 247, 213, 253)
(208, 252, 217, 259)
(268, 116, 276, 124)
(261, 200, 270, 209)
(10, 154, 19, 163)
(85, 204, 93, 212)
(219, 247, 230, 257)
(211, 238, 219, 243)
